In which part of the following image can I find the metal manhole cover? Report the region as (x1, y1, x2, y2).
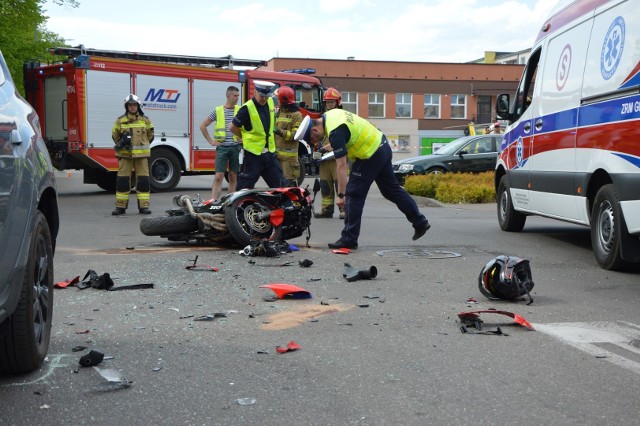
(375, 249, 461, 259)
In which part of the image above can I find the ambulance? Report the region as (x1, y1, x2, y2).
(495, 0, 640, 270)
(23, 47, 324, 192)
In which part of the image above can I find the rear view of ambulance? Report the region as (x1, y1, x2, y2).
(495, 0, 640, 270)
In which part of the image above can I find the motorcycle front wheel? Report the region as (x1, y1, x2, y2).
(225, 194, 282, 246)
(140, 214, 199, 236)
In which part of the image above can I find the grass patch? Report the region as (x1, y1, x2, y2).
(404, 172, 495, 204)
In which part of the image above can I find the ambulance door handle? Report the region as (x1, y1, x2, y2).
(523, 122, 531, 133)
(535, 119, 543, 131)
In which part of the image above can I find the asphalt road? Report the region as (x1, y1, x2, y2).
(2, 172, 640, 425)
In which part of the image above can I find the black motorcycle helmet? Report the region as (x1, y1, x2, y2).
(478, 255, 534, 304)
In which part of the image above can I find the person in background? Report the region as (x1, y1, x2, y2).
(296, 108, 430, 249)
(273, 86, 303, 186)
(314, 87, 346, 219)
(199, 86, 241, 200)
(111, 94, 154, 215)
(229, 80, 286, 189)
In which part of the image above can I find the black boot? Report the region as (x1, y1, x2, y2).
(112, 207, 126, 216)
(139, 208, 152, 214)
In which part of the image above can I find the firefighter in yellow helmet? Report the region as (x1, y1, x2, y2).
(314, 87, 346, 219)
(274, 86, 303, 186)
(111, 94, 154, 215)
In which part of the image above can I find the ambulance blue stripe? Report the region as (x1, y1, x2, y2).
(614, 153, 640, 168)
(579, 94, 640, 126)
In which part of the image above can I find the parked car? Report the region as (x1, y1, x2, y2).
(392, 135, 501, 183)
(0, 50, 59, 374)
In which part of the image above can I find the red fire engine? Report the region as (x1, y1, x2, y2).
(24, 46, 324, 191)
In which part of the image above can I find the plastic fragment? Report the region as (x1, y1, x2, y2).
(259, 283, 311, 299)
(276, 340, 301, 354)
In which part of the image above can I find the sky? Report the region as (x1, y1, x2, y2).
(42, 0, 558, 63)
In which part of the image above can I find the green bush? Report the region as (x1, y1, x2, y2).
(404, 172, 495, 204)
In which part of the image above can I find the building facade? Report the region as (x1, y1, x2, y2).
(263, 58, 524, 158)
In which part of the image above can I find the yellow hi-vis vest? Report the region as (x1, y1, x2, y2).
(214, 105, 240, 142)
(324, 109, 381, 160)
(241, 97, 275, 155)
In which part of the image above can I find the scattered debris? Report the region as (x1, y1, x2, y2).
(332, 248, 351, 255)
(240, 240, 291, 257)
(276, 340, 301, 354)
(54, 276, 79, 289)
(460, 325, 509, 336)
(259, 283, 312, 299)
(185, 255, 219, 272)
(72, 345, 88, 352)
(298, 259, 313, 268)
(93, 367, 132, 391)
(79, 349, 104, 367)
(76, 269, 153, 291)
(478, 256, 534, 305)
(457, 310, 535, 331)
(194, 313, 227, 321)
(343, 263, 378, 282)
(236, 398, 257, 405)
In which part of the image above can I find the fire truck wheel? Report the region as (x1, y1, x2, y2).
(497, 175, 526, 232)
(150, 148, 181, 192)
(591, 184, 628, 271)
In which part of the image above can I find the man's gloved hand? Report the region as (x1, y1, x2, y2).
(274, 128, 283, 137)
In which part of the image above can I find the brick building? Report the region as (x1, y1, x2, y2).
(262, 58, 524, 158)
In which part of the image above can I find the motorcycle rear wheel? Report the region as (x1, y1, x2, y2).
(224, 195, 282, 246)
(140, 214, 198, 236)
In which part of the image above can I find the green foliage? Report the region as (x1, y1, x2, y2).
(0, 0, 77, 96)
(404, 172, 496, 204)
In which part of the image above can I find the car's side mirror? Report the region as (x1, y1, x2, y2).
(458, 150, 468, 158)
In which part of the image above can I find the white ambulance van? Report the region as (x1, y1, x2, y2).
(495, 0, 640, 270)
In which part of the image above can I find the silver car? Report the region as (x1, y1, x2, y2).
(0, 50, 59, 373)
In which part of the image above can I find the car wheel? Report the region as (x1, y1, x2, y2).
(591, 184, 628, 271)
(0, 211, 54, 374)
(426, 167, 446, 174)
(497, 175, 526, 232)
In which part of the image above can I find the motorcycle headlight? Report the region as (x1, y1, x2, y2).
(398, 164, 415, 173)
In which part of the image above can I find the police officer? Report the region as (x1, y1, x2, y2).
(296, 109, 430, 249)
(111, 94, 154, 215)
(229, 80, 286, 189)
(274, 86, 303, 186)
(314, 87, 345, 219)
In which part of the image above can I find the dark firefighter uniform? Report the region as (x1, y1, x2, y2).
(111, 105, 154, 214)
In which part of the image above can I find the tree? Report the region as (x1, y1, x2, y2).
(0, 0, 79, 96)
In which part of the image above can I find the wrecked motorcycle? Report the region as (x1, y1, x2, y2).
(139, 187, 313, 247)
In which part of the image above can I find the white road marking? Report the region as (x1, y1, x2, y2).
(1, 354, 71, 387)
(535, 321, 640, 375)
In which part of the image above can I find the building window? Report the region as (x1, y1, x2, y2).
(423, 94, 440, 119)
(342, 91, 357, 114)
(396, 93, 412, 118)
(451, 94, 466, 119)
(312, 91, 320, 111)
(368, 92, 385, 118)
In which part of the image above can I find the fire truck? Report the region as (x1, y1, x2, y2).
(23, 46, 324, 192)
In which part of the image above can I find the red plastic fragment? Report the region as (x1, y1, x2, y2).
(259, 283, 312, 299)
(332, 248, 350, 255)
(276, 340, 301, 354)
(55, 276, 80, 289)
(457, 310, 535, 330)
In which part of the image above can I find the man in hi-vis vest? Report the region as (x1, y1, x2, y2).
(199, 86, 241, 200)
(111, 94, 154, 215)
(229, 80, 286, 190)
(296, 109, 431, 249)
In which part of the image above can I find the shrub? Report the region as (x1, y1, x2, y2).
(404, 172, 495, 204)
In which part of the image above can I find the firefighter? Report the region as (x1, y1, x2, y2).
(296, 109, 430, 249)
(229, 80, 286, 189)
(111, 94, 154, 215)
(273, 86, 303, 186)
(314, 87, 346, 219)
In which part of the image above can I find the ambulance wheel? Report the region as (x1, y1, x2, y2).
(497, 175, 526, 232)
(591, 184, 627, 270)
(150, 148, 181, 192)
